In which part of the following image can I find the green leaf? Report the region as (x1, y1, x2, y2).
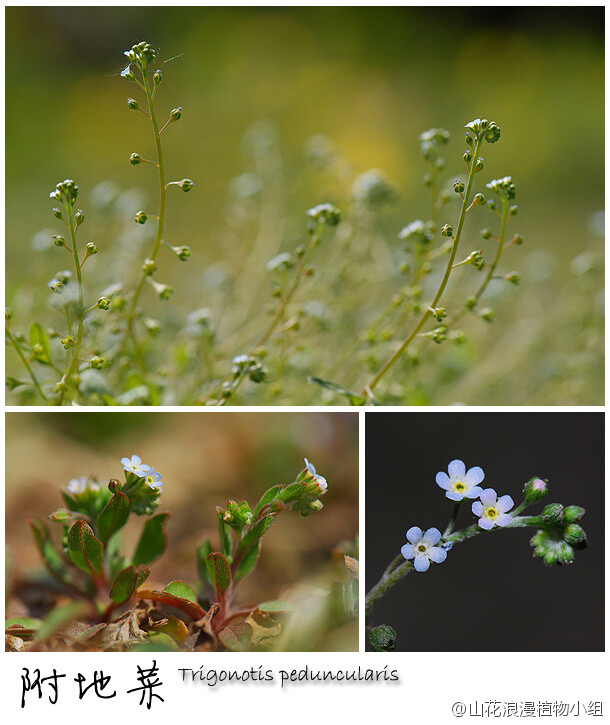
(109, 565, 150, 604)
(196, 539, 213, 588)
(205, 553, 232, 596)
(257, 600, 295, 613)
(131, 512, 170, 567)
(276, 482, 306, 503)
(233, 540, 260, 584)
(218, 623, 252, 651)
(308, 376, 367, 405)
(235, 514, 277, 558)
(162, 580, 198, 604)
(97, 492, 130, 543)
(67, 520, 104, 576)
(254, 485, 283, 517)
(28, 518, 69, 581)
(217, 509, 232, 556)
(29, 323, 52, 365)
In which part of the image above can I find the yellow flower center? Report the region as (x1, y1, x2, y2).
(417, 544, 427, 553)
(486, 506, 498, 519)
(453, 481, 466, 493)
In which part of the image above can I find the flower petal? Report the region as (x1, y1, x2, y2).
(121, 457, 131, 467)
(496, 495, 514, 513)
(423, 528, 441, 545)
(445, 490, 463, 502)
(435, 471, 450, 490)
(132, 455, 142, 465)
(464, 485, 484, 499)
(465, 466, 485, 485)
(401, 543, 416, 560)
(479, 488, 497, 506)
(428, 546, 447, 564)
(406, 526, 423, 543)
(471, 501, 484, 516)
(414, 555, 430, 572)
(448, 459, 465, 478)
(496, 514, 513, 527)
(478, 517, 495, 530)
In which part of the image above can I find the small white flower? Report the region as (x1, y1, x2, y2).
(143, 468, 163, 491)
(472, 488, 514, 530)
(304, 457, 328, 493)
(401, 527, 447, 572)
(65, 476, 100, 494)
(436, 459, 485, 501)
(121, 454, 151, 477)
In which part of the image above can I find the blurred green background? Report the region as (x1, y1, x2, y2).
(5, 6, 604, 403)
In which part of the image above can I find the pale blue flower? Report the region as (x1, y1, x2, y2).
(143, 469, 163, 491)
(472, 488, 514, 530)
(121, 454, 151, 478)
(436, 459, 484, 501)
(304, 457, 327, 493)
(65, 476, 100, 494)
(401, 527, 447, 572)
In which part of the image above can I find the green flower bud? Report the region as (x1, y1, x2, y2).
(453, 180, 465, 194)
(134, 210, 148, 224)
(465, 296, 477, 310)
(61, 335, 75, 349)
(487, 199, 497, 211)
(153, 69, 162, 86)
(557, 541, 575, 565)
(130, 153, 141, 165)
(563, 505, 586, 523)
(74, 209, 85, 226)
(55, 380, 67, 393)
(89, 356, 105, 370)
(480, 306, 494, 322)
(523, 477, 548, 503)
(463, 150, 473, 163)
(483, 121, 501, 144)
(475, 157, 484, 172)
(108, 479, 122, 493)
(96, 297, 111, 310)
(157, 284, 173, 300)
(86, 242, 98, 255)
(563, 524, 587, 548)
(52, 208, 64, 221)
(509, 205, 519, 216)
(121, 64, 136, 82)
(306, 203, 341, 226)
(441, 224, 453, 237)
(174, 245, 191, 261)
(542, 503, 564, 524)
(53, 234, 65, 247)
(49, 509, 72, 523)
(432, 307, 447, 322)
(504, 271, 521, 284)
(142, 258, 157, 275)
(179, 178, 195, 192)
(512, 233, 523, 245)
(473, 193, 485, 206)
(143, 318, 161, 336)
(480, 228, 492, 239)
(127, 97, 139, 111)
(170, 107, 182, 121)
(369, 625, 397, 652)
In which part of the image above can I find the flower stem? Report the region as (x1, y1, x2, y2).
(363, 134, 484, 397)
(5, 326, 49, 403)
(443, 502, 461, 538)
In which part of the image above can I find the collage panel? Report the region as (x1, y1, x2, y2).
(5, 411, 358, 652)
(365, 411, 604, 652)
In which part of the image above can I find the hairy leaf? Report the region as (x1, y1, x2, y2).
(131, 512, 170, 567)
(97, 491, 130, 543)
(205, 552, 232, 596)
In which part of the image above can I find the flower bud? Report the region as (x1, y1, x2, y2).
(473, 193, 485, 206)
(121, 64, 136, 82)
(52, 208, 64, 221)
(74, 209, 85, 226)
(542, 503, 564, 524)
(153, 69, 162, 86)
(49, 509, 72, 523)
(480, 228, 492, 239)
(157, 284, 173, 300)
(53, 234, 65, 247)
(174, 245, 191, 260)
(441, 224, 453, 237)
(86, 242, 98, 255)
(127, 98, 139, 111)
(509, 205, 519, 216)
(563, 524, 587, 548)
(48, 278, 64, 294)
(135, 210, 148, 224)
(130, 153, 141, 165)
(512, 233, 523, 245)
(475, 158, 484, 172)
(432, 307, 447, 322)
(108, 479, 122, 493)
(61, 335, 75, 349)
(143, 318, 161, 336)
(480, 307, 494, 322)
(463, 150, 473, 163)
(563, 505, 585, 523)
(142, 258, 157, 275)
(179, 178, 195, 192)
(523, 477, 548, 503)
(453, 180, 465, 194)
(96, 297, 111, 310)
(504, 271, 521, 284)
(487, 199, 497, 211)
(89, 356, 105, 370)
(369, 625, 397, 652)
(170, 107, 182, 121)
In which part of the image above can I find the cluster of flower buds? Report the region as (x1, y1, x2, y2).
(49, 179, 79, 206)
(487, 175, 517, 200)
(306, 203, 341, 228)
(465, 118, 501, 145)
(219, 500, 254, 533)
(399, 219, 435, 246)
(123, 41, 156, 70)
(231, 353, 268, 383)
(530, 501, 587, 566)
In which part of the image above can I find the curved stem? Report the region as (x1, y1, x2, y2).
(364, 135, 484, 396)
(5, 327, 49, 403)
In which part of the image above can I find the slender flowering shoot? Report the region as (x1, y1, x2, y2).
(366, 459, 589, 650)
(6, 456, 357, 652)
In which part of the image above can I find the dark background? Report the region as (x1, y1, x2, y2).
(365, 412, 604, 651)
